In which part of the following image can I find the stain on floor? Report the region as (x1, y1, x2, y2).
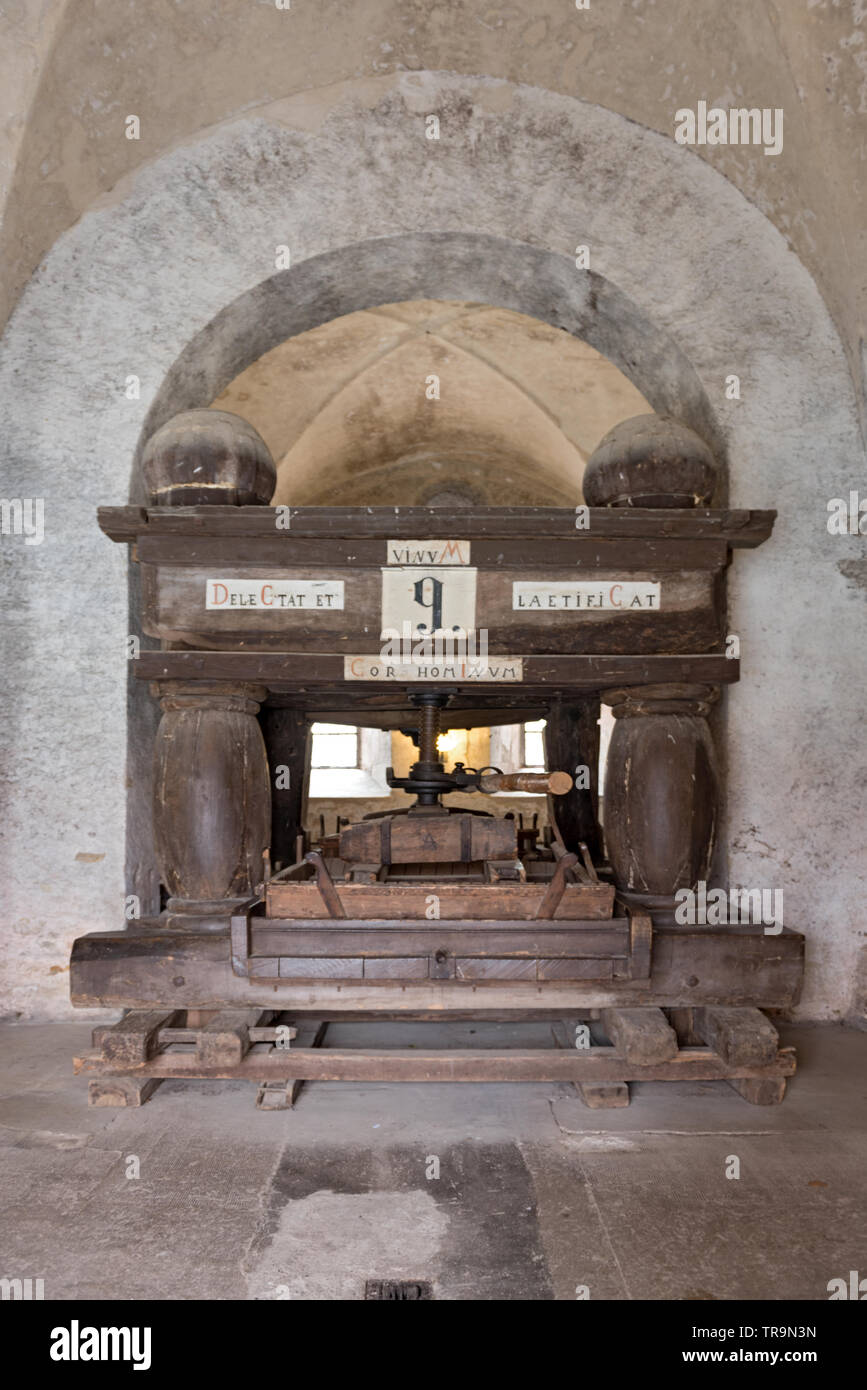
(245, 1141, 553, 1300)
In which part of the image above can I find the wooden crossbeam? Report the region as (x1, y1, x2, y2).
(74, 1043, 796, 1086)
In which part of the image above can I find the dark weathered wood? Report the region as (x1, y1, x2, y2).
(603, 686, 719, 904)
(152, 683, 271, 913)
(98, 503, 776, 547)
(667, 1007, 701, 1045)
(140, 410, 276, 507)
(143, 558, 724, 655)
(250, 923, 630, 958)
(601, 1007, 679, 1063)
(260, 706, 310, 872)
(583, 415, 718, 509)
(70, 923, 806, 1011)
(694, 1006, 779, 1066)
(136, 651, 741, 695)
(97, 505, 148, 542)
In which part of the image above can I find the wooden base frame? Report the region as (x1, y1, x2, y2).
(75, 1005, 795, 1110)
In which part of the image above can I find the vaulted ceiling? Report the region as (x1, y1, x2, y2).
(210, 300, 650, 505)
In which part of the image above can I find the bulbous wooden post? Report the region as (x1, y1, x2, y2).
(152, 682, 271, 927)
(601, 684, 719, 924)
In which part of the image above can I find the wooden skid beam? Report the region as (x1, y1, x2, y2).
(74, 1043, 796, 1086)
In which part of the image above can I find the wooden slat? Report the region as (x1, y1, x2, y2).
(277, 958, 364, 978)
(248, 924, 630, 959)
(456, 959, 537, 981)
(363, 958, 429, 978)
(537, 958, 614, 980)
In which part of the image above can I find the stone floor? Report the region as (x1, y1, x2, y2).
(0, 1020, 864, 1301)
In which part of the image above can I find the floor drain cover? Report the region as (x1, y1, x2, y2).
(365, 1279, 433, 1300)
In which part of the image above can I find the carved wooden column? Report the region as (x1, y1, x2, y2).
(601, 684, 719, 925)
(152, 681, 271, 928)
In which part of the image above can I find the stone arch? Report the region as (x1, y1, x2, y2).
(134, 236, 719, 503)
(0, 72, 861, 1019)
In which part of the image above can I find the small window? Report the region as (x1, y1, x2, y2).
(310, 722, 360, 769)
(522, 719, 546, 769)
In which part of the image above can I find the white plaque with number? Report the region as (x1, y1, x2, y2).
(381, 567, 477, 637)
